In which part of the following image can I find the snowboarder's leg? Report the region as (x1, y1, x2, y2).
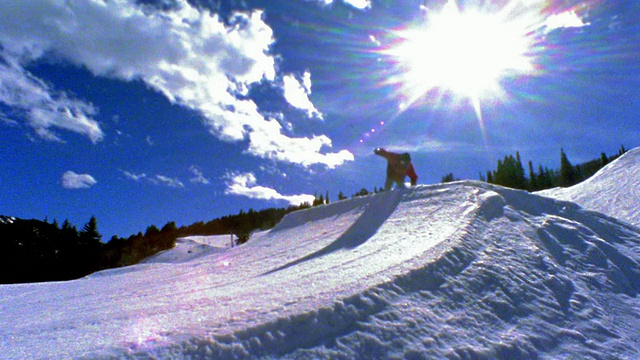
(384, 177, 393, 191)
(396, 180, 406, 189)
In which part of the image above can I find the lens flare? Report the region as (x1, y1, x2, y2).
(377, 0, 589, 142)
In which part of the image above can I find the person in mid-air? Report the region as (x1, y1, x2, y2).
(374, 148, 418, 190)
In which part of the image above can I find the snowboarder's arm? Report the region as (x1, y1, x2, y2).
(374, 148, 385, 157)
(374, 148, 393, 161)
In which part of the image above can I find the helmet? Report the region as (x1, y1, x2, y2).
(400, 153, 411, 164)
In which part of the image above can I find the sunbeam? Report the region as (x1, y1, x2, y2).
(377, 0, 589, 139)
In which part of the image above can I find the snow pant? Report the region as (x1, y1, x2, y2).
(384, 177, 406, 191)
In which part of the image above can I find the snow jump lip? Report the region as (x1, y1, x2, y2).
(263, 189, 404, 275)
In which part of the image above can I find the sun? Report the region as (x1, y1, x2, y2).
(381, 0, 540, 114)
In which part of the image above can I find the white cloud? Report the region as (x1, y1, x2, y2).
(307, 0, 371, 9)
(152, 175, 185, 188)
(543, 10, 589, 33)
(245, 117, 354, 168)
(225, 172, 315, 206)
(343, 0, 372, 10)
(0, 57, 104, 143)
(0, 0, 351, 167)
(189, 166, 211, 185)
(62, 171, 97, 189)
(122, 170, 185, 188)
(122, 170, 147, 181)
(282, 72, 323, 119)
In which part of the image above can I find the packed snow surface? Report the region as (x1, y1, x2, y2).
(538, 147, 640, 227)
(142, 235, 236, 264)
(2, 150, 640, 359)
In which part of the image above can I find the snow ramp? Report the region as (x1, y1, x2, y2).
(161, 182, 640, 359)
(2, 182, 640, 359)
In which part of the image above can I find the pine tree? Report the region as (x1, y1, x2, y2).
(353, 188, 369, 197)
(515, 152, 526, 189)
(61, 219, 79, 239)
(161, 221, 178, 233)
(234, 229, 252, 245)
(441, 173, 456, 183)
(486, 170, 493, 183)
(619, 144, 627, 156)
(145, 225, 160, 236)
(560, 148, 577, 187)
(539, 165, 554, 189)
(528, 161, 538, 191)
(75, 216, 103, 274)
(537, 165, 546, 189)
(600, 152, 609, 167)
(492, 154, 527, 190)
(79, 216, 102, 244)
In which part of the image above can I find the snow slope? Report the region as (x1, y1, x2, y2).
(2, 150, 640, 359)
(142, 235, 237, 264)
(538, 147, 640, 227)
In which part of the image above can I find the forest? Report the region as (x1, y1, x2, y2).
(0, 146, 627, 284)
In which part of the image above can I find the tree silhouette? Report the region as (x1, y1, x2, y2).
(560, 148, 577, 187)
(528, 161, 538, 191)
(492, 153, 526, 189)
(79, 216, 102, 244)
(441, 173, 458, 183)
(600, 152, 609, 167)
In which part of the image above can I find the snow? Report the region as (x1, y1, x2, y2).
(142, 235, 236, 264)
(538, 147, 640, 228)
(2, 149, 640, 359)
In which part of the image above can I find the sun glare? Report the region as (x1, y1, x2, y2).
(382, 0, 543, 114)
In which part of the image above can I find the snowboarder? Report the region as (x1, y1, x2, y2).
(374, 148, 418, 190)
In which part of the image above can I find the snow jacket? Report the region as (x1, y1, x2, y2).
(374, 148, 418, 188)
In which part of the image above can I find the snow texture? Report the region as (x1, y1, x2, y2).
(142, 235, 237, 264)
(538, 147, 640, 228)
(1, 149, 640, 359)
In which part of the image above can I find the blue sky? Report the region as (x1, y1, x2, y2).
(1, 0, 639, 239)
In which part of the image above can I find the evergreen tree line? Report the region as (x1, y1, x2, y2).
(0, 216, 103, 284)
(0, 201, 323, 284)
(443, 145, 627, 191)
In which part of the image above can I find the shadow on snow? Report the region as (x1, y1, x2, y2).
(263, 189, 404, 275)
